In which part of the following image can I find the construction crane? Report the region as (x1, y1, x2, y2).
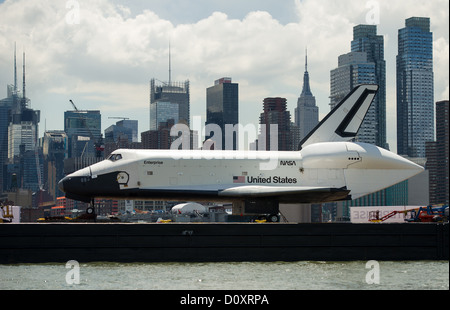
(108, 117, 129, 120)
(69, 100, 104, 158)
(69, 99, 79, 111)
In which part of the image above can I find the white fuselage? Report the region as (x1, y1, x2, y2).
(62, 141, 423, 204)
(59, 84, 422, 208)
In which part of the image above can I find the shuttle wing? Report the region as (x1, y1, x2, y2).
(299, 84, 378, 149)
(219, 185, 351, 203)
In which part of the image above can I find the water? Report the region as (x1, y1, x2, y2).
(1, 261, 448, 290)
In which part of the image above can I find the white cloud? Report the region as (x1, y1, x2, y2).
(0, 0, 448, 151)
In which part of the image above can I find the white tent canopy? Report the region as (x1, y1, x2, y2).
(171, 202, 207, 214)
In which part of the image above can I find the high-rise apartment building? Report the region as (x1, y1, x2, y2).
(397, 17, 434, 158)
(259, 97, 292, 151)
(206, 77, 239, 150)
(330, 51, 377, 145)
(295, 51, 318, 144)
(352, 25, 388, 149)
(142, 119, 176, 150)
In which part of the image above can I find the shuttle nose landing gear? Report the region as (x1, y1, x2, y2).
(87, 198, 97, 221)
(267, 214, 281, 223)
(76, 199, 96, 221)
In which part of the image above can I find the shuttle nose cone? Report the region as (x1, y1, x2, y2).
(377, 147, 424, 174)
(348, 142, 424, 175)
(58, 177, 65, 193)
(57, 175, 92, 203)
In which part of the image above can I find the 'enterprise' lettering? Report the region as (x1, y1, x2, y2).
(144, 161, 163, 165)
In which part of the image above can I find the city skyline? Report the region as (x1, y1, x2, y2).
(0, 0, 448, 154)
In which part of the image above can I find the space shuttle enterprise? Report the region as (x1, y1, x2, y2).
(58, 85, 423, 221)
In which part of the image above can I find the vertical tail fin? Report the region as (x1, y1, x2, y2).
(299, 84, 378, 149)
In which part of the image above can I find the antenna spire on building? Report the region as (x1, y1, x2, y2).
(22, 51, 26, 107)
(168, 41, 172, 86)
(305, 47, 308, 72)
(300, 47, 312, 97)
(14, 42, 17, 94)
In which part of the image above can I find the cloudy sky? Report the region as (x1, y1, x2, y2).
(0, 0, 448, 153)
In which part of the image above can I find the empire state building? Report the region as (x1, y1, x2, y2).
(295, 50, 319, 141)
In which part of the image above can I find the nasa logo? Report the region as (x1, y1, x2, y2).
(280, 160, 296, 166)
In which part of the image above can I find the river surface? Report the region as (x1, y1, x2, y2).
(1, 261, 448, 290)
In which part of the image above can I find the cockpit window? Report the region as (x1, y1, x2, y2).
(108, 154, 122, 162)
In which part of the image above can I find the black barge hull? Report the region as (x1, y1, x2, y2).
(0, 222, 448, 264)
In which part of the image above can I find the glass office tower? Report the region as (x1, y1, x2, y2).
(397, 17, 434, 158)
(64, 110, 101, 158)
(150, 79, 190, 130)
(352, 24, 387, 149)
(206, 77, 239, 150)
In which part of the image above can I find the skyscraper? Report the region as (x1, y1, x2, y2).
(260, 97, 292, 151)
(295, 50, 318, 143)
(397, 17, 434, 158)
(0, 99, 10, 192)
(8, 108, 40, 159)
(1, 47, 40, 192)
(351, 25, 387, 149)
(105, 119, 138, 144)
(42, 131, 68, 199)
(150, 79, 190, 130)
(206, 77, 239, 150)
(150, 45, 190, 131)
(2, 47, 26, 191)
(330, 51, 377, 145)
(426, 100, 449, 205)
(150, 100, 179, 131)
(64, 110, 101, 158)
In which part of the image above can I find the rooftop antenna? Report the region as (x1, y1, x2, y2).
(168, 40, 172, 86)
(305, 47, 308, 72)
(14, 42, 17, 94)
(22, 51, 27, 108)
